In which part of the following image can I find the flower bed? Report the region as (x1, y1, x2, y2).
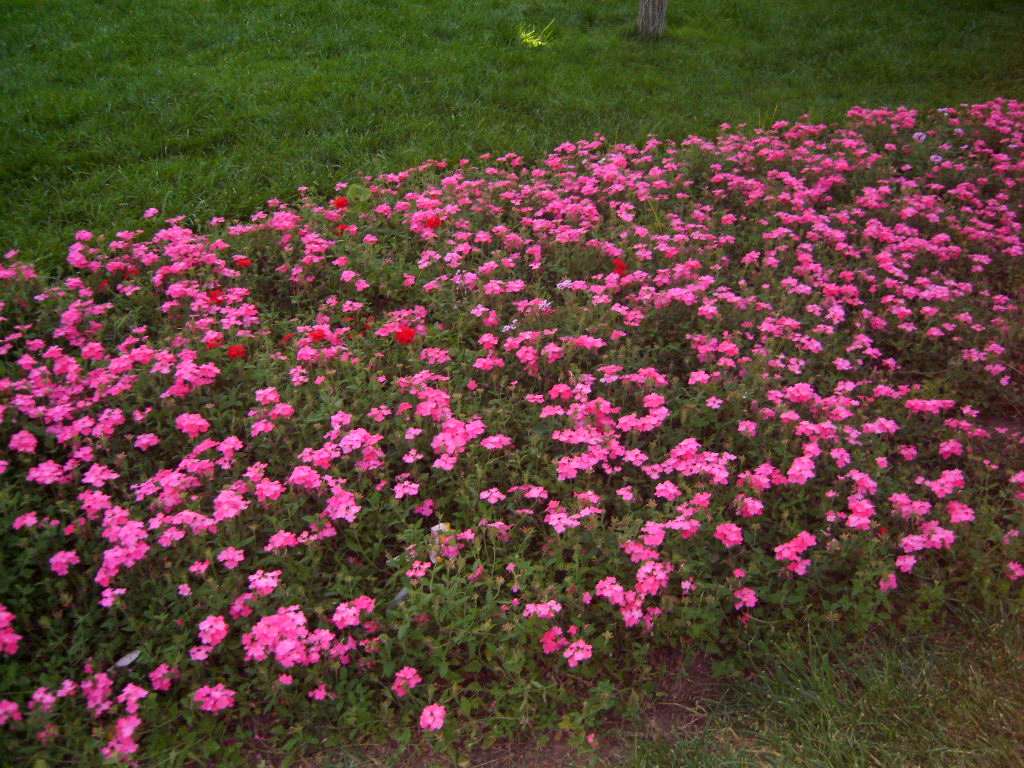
(1, 99, 1023, 763)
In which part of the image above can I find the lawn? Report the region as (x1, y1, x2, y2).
(2, 0, 1024, 270)
(495, 612, 1024, 768)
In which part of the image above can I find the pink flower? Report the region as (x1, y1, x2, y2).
(175, 413, 210, 439)
(419, 703, 446, 731)
(100, 588, 127, 608)
(896, 555, 917, 573)
(563, 639, 593, 668)
(479, 487, 506, 504)
(255, 386, 280, 405)
(405, 560, 432, 580)
(733, 587, 757, 610)
(217, 547, 245, 569)
(938, 439, 963, 459)
(391, 666, 422, 697)
(149, 664, 178, 692)
(213, 489, 248, 522)
(0, 604, 22, 655)
(393, 480, 420, 499)
(134, 433, 160, 451)
(12, 511, 38, 530)
(49, 550, 80, 576)
(26, 460, 66, 485)
(288, 465, 322, 490)
(82, 672, 114, 716)
(198, 615, 229, 647)
(116, 683, 149, 714)
(654, 481, 681, 501)
(737, 495, 764, 518)
(0, 700, 22, 725)
(714, 523, 744, 549)
(308, 683, 330, 701)
(101, 715, 141, 757)
(248, 569, 282, 597)
(523, 600, 563, 619)
(947, 501, 975, 524)
(30, 687, 56, 713)
(481, 434, 513, 450)
(81, 462, 119, 488)
(8, 430, 38, 453)
(332, 595, 375, 630)
(193, 683, 235, 712)
(540, 625, 569, 653)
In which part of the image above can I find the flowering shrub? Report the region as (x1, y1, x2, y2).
(1, 99, 1023, 763)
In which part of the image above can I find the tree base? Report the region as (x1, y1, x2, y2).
(636, 0, 668, 38)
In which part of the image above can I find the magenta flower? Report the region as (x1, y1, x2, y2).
(0, 604, 22, 655)
(479, 487, 506, 504)
(198, 615, 229, 647)
(714, 523, 744, 549)
(419, 703, 446, 731)
(733, 588, 758, 610)
(49, 550, 80, 576)
(194, 683, 236, 713)
(391, 666, 422, 698)
(174, 413, 210, 439)
(217, 547, 245, 570)
(563, 639, 593, 668)
(8, 430, 38, 453)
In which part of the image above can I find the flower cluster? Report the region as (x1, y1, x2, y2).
(1, 99, 1022, 760)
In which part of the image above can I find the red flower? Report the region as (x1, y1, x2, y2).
(234, 257, 252, 268)
(207, 288, 225, 305)
(280, 333, 295, 345)
(227, 345, 247, 359)
(424, 214, 442, 230)
(612, 257, 628, 276)
(309, 329, 327, 343)
(331, 196, 349, 210)
(393, 326, 416, 345)
(206, 339, 221, 350)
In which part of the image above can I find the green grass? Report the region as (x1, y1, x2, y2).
(2, 0, 1024, 270)
(617, 615, 1024, 768)
(359, 612, 1024, 767)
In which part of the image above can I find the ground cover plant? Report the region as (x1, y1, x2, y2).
(1, 99, 1023, 765)
(3, 0, 1024, 271)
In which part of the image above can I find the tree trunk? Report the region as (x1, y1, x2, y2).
(637, 0, 668, 38)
